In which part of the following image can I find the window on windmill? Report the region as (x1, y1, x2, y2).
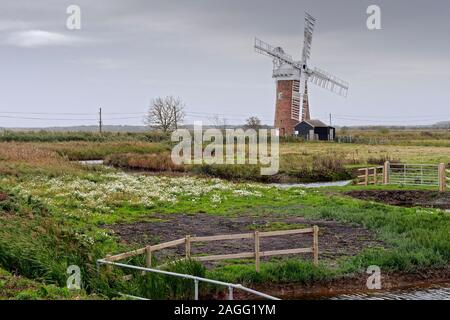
(278, 92, 283, 100)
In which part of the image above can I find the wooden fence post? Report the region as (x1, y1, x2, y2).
(364, 168, 369, 186)
(254, 231, 260, 273)
(313, 226, 319, 266)
(383, 161, 390, 185)
(373, 167, 377, 185)
(105, 254, 112, 272)
(185, 235, 191, 259)
(145, 246, 152, 268)
(438, 163, 446, 192)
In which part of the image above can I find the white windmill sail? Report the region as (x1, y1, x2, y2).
(309, 67, 349, 97)
(302, 12, 316, 63)
(291, 79, 301, 121)
(298, 12, 316, 121)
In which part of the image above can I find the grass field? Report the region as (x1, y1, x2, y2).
(281, 142, 450, 166)
(0, 129, 449, 299)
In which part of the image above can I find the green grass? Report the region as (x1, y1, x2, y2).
(5, 171, 448, 294)
(124, 259, 207, 300)
(0, 267, 97, 300)
(0, 188, 120, 293)
(0, 135, 449, 299)
(38, 141, 170, 160)
(335, 129, 450, 147)
(0, 130, 169, 143)
(206, 192, 449, 285)
(208, 260, 336, 285)
(246, 221, 308, 232)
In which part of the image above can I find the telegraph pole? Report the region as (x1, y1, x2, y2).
(99, 107, 103, 134)
(173, 106, 178, 130)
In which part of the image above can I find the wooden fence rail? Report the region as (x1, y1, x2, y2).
(105, 227, 319, 273)
(357, 166, 384, 186)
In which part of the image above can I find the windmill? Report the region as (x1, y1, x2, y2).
(254, 12, 349, 136)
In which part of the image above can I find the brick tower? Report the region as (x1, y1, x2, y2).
(274, 80, 300, 136)
(274, 78, 311, 136)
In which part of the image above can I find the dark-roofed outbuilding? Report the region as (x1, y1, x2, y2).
(294, 119, 335, 141)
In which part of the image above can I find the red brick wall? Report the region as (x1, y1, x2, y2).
(274, 80, 299, 136)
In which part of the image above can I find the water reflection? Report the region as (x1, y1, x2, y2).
(330, 285, 450, 300)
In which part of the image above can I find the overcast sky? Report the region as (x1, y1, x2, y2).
(0, 0, 449, 127)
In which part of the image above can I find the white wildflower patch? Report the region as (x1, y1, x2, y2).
(233, 189, 262, 197)
(210, 194, 222, 203)
(414, 208, 439, 215)
(74, 232, 95, 246)
(12, 173, 270, 215)
(290, 188, 307, 196)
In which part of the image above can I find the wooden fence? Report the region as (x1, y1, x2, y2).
(357, 161, 448, 192)
(104, 227, 319, 273)
(357, 165, 386, 186)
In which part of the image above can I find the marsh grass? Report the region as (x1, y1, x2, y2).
(0, 267, 96, 300)
(0, 143, 80, 176)
(0, 130, 169, 143)
(0, 188, 119, 294)
(105, 152, 184, 171)
(39, 141, 169, 160)
(123, 259, 206, 300)
(281, 142, 450, 166)
(245, 221, 307, 232)
(336, 129, 450, 147)
(208, 260, 335, 285)
(0, 135, 449, 299)
(207, 193, 449, 285)
(1, 173, 449, 298)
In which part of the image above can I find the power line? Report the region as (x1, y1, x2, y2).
(0, 115, 146, 121)
(333, 117, 448, 124)
(0, 109, 275, 118)
(99, 107, 103, 134)
(0, 111, 145, 116)
(0, 115, 98, 121)
(333, 113, 450, 120)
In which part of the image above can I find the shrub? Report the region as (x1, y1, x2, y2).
(192, 164, 274, 182)
(104, 153, 184, 172)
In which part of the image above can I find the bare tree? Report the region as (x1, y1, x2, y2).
(244, 116, 262, 130)
(210, 114, 228, 131)
(145, 96, 185, 132)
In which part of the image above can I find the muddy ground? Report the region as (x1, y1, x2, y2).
(108, 213, 383, 264)
(345, 190, 450, 209)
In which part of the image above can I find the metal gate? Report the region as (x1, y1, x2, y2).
(388, 163, 440, 187)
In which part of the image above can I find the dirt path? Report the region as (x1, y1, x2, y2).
(345, 190, 450, 209)
(108, 213, 383, 264)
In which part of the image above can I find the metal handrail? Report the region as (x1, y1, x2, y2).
(97, 259, 280, 301)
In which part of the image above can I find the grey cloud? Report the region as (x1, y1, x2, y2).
(0, 0, 449, 127)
